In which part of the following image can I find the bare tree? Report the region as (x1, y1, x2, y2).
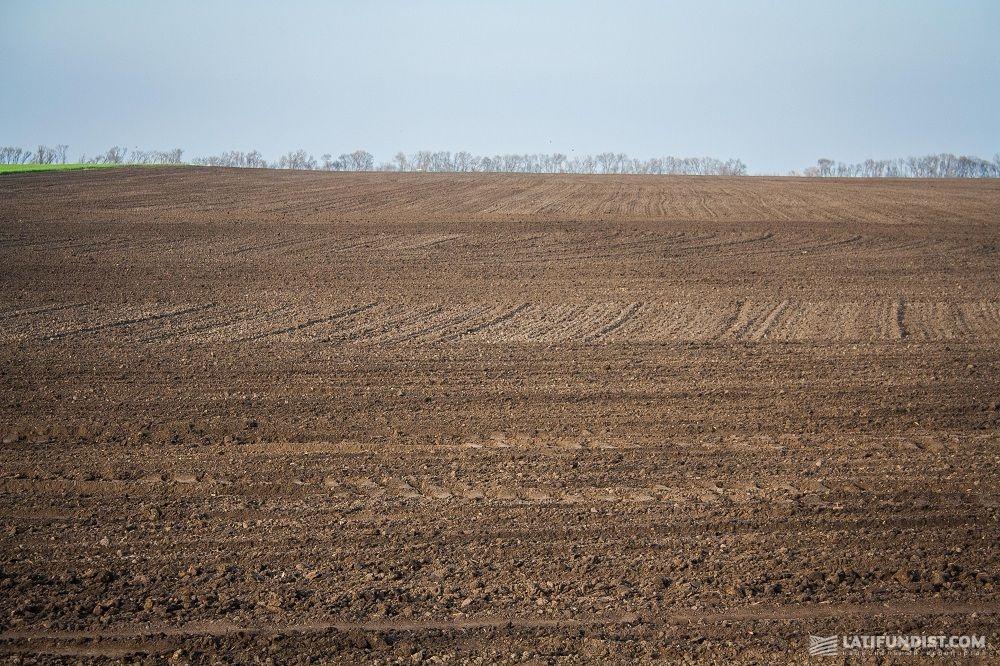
(348, 150, 374, 171)
(97, 146, 127, 164)
(0, 146, 31, 164)
(277, 149, 317, 170)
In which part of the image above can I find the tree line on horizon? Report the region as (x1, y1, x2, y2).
(0, 145, 748, 175)
(2, 144, 999, 178)
(793, 155, 1000, 179)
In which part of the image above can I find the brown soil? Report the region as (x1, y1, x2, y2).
(1, 167, 998, 663)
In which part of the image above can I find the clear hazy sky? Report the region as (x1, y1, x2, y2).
(2, 0, 997, 173)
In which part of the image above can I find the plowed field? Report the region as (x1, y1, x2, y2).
(1, 168, 998, 662)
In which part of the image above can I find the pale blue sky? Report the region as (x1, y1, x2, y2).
(2, 0, 997, 173)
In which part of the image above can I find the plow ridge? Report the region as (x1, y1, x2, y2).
(236, 303, 378, 342)
(749, 300, 791, 340)
(331, 304, 443, 343)
(895, 297, 908, 339)
(15, 468, 986, 516)
(3, 600, 991, 653)
(439, 303, 531, 341)
(668, 231, 774, 254)
(42, 304, 216, 341)
(224, 237, 314, 257)
(388, 305, 495, 344)
(10, 300, 1000, 344)
(753, 234, 863, 256)
(582, 302, 644, 342)
(714, 301, 749, 340)
(139, 305, 274, 342)
(0, 302, 88, 321)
